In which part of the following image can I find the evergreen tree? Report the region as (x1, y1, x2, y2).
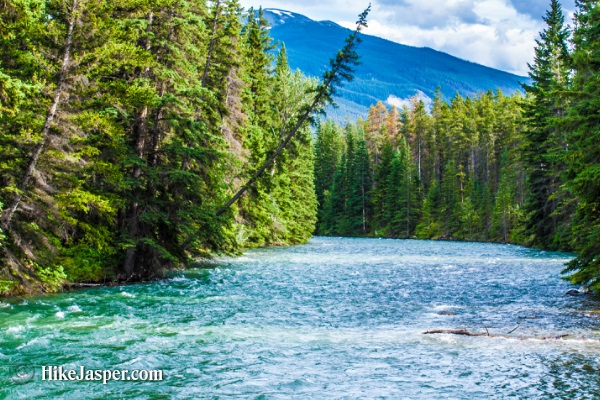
(522, 0, 573, 250)
(270, 47, 318, 244)
(314, 119, 344, 234)
(385, 138, 419, 238)
(416, 179, 443, 239)
(345, 131, 372, 235)
(491, 152, 523, 242)
(440, 160, 461, 237)
(322, 150, 348, 236)
(563, 1, 600, 291)
(365, 101, 388, 164)
(236, 6, 278, 246)
(0, 0, 118, 291)
(372, 138, 394, 233)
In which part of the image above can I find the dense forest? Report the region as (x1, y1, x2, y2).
(2, 0, 600, 296)
(0, 0, 355, 295)
(314, 0, 600, 292)
(314, 91, 525, 243)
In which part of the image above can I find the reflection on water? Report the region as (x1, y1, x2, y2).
(1, 237, 599, 398)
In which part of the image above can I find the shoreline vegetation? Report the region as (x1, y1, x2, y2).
(313, 0, 600, 293)
(0, 1, 369, 296)
(2, 1, 600, 297)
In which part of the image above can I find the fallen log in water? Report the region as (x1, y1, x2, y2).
(67, 283, 104, 288)
(423, 329, 486, 336)
(422, 329, 571, 340)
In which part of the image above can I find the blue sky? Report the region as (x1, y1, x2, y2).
(238, 0, 576, 76)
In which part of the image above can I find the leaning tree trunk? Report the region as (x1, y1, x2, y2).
(180, 5, 371, 250)
(0, 0, 79, 231)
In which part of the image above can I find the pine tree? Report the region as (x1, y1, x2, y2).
(0, 0, 120, 291)
(232, 6, 279, 246)
(385, 138, 419, 238)
(386, 106, 400, 144)
(322, 150, 348, 236)
(416, 179, 443, 239)
(372, 138, 394, 233)
(562, 1, 600, 291)
(403, 98, 430, 186)
(365, 101, 388, 164)
(522, 0, 573, 249)
(103, 0, 239, 278)
(314, 119, 344, 234)
(492, 153, 523, 243)
(440, 160, 461, 237)
(346, 131, 372, 235)
(270, 46, 318, 244)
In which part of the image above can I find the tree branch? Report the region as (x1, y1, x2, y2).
(214, 4, 371, 217)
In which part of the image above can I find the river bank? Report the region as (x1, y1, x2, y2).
(3, 237, 600, 398)
(1, 233, 583, 299)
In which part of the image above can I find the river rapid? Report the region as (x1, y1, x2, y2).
(1, 237, 600, 399)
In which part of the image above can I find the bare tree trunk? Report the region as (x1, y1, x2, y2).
(423, 329, 571, 341)
(1, 0, 79, 231)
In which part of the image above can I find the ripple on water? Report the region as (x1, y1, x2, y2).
(1, 237, 598, 399)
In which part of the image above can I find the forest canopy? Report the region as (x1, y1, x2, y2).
(314, 0, 600, 292)
(0, 0, 336, 294)
(2, 0, 600, 295)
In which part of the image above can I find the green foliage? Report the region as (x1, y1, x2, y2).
(521, 0, 573, 249)
(312, 0, 600, 294)
(237, 40, 319, 247)
(35, 264, 67, 291)
(562, 1, 600, 291)
(314, 119, 344, 234)
(0, 0, 331, 295)
(415, 180, 443, 239)
(0, 280, 15, 296)
(315, 90, 526, 242)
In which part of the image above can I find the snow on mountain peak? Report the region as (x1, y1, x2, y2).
(268, 9, 295, 18)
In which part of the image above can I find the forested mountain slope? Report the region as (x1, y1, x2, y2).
(263, 9, 528, 121)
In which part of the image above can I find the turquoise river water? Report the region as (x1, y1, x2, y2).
(1, 237, 600, 399)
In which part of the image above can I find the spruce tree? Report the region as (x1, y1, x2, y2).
(563, 1, 600, 291)
(372, 138, 394, 233)
(522, 0, 572, 249)
(314, 119, 344, 234)
(270, 47, 318, 244)
(385, 138, 419, 238)
(0, 0, 119, 291)
(346, 131, 372, 235)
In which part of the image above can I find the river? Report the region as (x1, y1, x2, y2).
(1, 237, 600, 398)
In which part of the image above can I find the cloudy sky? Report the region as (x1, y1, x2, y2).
(238, 0, 576, 76)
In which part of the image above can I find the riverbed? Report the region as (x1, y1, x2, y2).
(1, 237, 599, 398)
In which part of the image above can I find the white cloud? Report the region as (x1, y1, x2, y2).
(387, 91, 432, 110)
(239, 0, 574, 76)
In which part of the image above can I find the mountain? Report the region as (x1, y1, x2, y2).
(262, 8, 528, 121)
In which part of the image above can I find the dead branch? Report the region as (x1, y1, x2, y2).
(422, 329, 573, 341)
(507, 321, 522, 334)
(423, 329, 486, 336)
